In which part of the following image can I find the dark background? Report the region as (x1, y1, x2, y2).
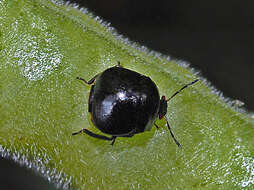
(2, 0, 254, 189)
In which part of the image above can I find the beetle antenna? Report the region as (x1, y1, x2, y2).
(166, 79, 199, 102)
(164, 117, 182, 148)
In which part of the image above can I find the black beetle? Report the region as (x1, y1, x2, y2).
(73, 62, 199, 147)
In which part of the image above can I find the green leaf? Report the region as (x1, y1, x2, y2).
(1, 0, 254, 189)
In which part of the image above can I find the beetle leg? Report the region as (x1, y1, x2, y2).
(154, 123, 159, 129)
(164, 117, 182, 148)
(76, 74, 98, 85)
(116, 61, 123, 68)
(72, 128, 115, 142)
(110, 136, 117, 146)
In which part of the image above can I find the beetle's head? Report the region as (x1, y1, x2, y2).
(158, 95, 167, 119)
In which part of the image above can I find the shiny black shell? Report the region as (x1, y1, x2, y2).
(89, 66, 160, 136)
